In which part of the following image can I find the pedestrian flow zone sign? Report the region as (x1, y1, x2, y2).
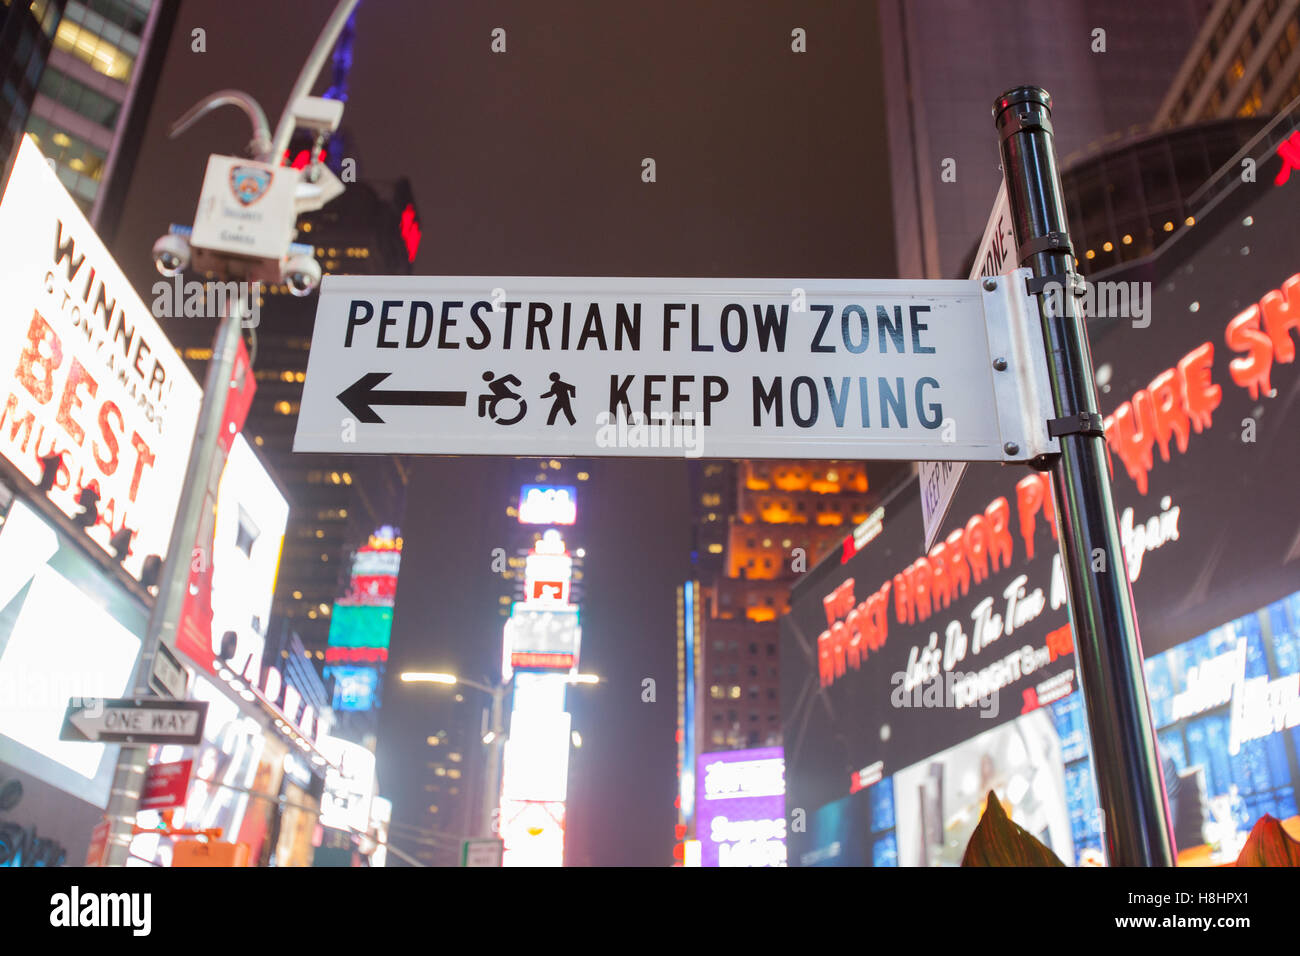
(294, 274, 1057, 462)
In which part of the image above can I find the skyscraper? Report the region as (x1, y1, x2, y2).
(878, 0, 1209, 279)
(0, 0, 64, 185)
(685, 460, 906, 755)
(1155, 0, 1300, 126)
(21, 0, 174, 226)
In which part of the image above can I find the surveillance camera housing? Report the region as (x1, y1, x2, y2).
(282, 253, 322, 297)
(292, 95, 344, 134)
(152, 233, 191, 277)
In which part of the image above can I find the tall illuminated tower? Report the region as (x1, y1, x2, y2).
(497, 477, 586, 867)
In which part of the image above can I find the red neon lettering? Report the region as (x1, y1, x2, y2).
(928, 542, 950, 613)
(1016, 475, 1043, 561)
(1261, 273, 1300, 364)
(17, 312, 61, 404)
(1177, 342, 1221, 432)
(1107, 389, 1157, 495)
(844, 607, 864, 670)
(893, 569, 912, 626)
(1045, 623, 1074, 662)
(1274, 131, 1300, 186)
(830, 620, 848, 679)
(1147, 368, 1189, 462)
(1225, 307, 1274, 400)
(911, 557, 933, 623)
(984, 497, 1013, 574)
(964, 513, 991, 583)
(128, 431, 155, 502)
(817, 629, 833, 687)
(866, 583, 890, 651)
(55, 358, 97, 448)
(944, 527, 970, 600)
(93, 401, 122, 474)
(822, 578, 855, 627)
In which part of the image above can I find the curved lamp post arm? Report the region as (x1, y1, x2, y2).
(168, 89, 273, 160)
(269, 0, 362, 161)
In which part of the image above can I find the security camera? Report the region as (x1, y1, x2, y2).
(152, 232, 190, 276)
(283, 253, 322, 296)
(292, 95, 344, 134)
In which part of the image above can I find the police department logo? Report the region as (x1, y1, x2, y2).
(229, 165, 272, 206)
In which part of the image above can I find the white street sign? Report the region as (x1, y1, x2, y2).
(295, 274, 1055, 462)
(59, 698, 208, 745)
(919, 181, 1023, 550)
(148, 641, 189, 700)
(462, 838, 504, 867)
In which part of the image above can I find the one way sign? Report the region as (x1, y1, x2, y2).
(60, 698, 208, 746)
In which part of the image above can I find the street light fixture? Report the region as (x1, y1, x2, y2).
(400, 672, 457, 685)
(402, 670, 511, 839)
(401, 668, 602, 840)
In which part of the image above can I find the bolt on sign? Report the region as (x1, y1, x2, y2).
(0, 137, 202, 579)
(294, 274, 1056, 462)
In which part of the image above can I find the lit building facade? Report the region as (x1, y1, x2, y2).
(0, 0, 65, 184)
(323, 526, 402, 753)
(1155, 0, 1300, 126)
(676, 458, 905, 862)
(497, 471, 588, 867)
(688, 459, 904, 749)
(878, 0, 1207, 279)
(21, 0, 173, 223)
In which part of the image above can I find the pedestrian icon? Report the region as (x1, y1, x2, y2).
(541, 372, 577, 426)
(479, 372, 527, 425)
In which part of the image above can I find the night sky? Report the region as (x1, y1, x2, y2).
(111, 0, 898, 866)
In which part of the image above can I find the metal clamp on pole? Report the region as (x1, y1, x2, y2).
(1047, 412, 1107, 439)
(1017, 231, 1074, 265)
(1024, 272, 1086, 298)
(993, 85, 1175, 867)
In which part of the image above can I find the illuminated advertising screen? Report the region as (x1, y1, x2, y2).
(327, 604, 394, 648)
(782, 150, 1300, 867)
(318, 735, 377, 832)
(518, 485, 577, 525)
(695, 748, 786, 867)
(351, 548, 400, 578)
(500, 799, 565, 867)
(522, 529, 572, 607)
(504, 605, 580, 677)
(0, 137, 202, 581)
(523, 553, 571, 605)
(329, 665, 380, 711)
(0, 498, 146, 807)
(501, 710, 572, 803)
(174, 434, 288, 677)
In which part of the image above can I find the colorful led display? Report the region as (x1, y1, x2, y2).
(517, 485, 577, 525)
(695, 747, 786, 867)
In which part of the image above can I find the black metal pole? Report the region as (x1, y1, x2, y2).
(992, 87, 1174, 866)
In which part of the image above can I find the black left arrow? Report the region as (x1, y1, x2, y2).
(337, 372, 467, 424)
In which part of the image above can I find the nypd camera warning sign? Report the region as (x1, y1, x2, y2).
(294, 274, 1055, 462)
